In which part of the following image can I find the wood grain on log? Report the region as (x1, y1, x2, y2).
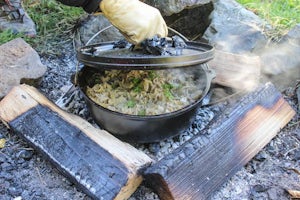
(208, 50, 261, 91)
(144, 83, 295, 200)
(0, 84, 153, 200)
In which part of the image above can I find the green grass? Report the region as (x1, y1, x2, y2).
(237, 0, 300, 38)
(0, 29, 25, 44)
(25, 0, 84, 37)
(0, 0, 85, 54)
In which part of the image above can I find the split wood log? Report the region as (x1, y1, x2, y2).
(208, 50, 261, 91)
(287, 190, 300, 199)
(144, 82, 295, 200)
(0, 84, 153, 200)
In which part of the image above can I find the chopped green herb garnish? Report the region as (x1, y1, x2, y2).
(138, 109, 146, 116)
(131, 77, 142, 93)
(132, 77, 141, 85)
(163, 83, 174, 100)
(133, 85, 142, 93)
(148, 70, 158, 80)
(126, 100, 136, 108)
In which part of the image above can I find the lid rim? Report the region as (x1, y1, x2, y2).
(77, 41, 215, 70)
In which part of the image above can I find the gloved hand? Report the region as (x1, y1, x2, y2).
(100, 0, 168, 45)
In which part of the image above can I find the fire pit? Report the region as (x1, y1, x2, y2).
(76, 40, 215, 143)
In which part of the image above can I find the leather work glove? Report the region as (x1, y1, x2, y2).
(100, 0, 168, 45)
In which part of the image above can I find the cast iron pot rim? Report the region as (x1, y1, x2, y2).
(78, 65, 214, 121)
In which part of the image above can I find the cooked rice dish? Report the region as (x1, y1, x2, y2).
(86, 68, 204, 115)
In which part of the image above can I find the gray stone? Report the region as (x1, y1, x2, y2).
(165, 3, 213, 40)
(144, 0, 211, 16)
(0, 0, 36, 36)
(258, 32, 300, 91)
(252, 184, 268, 193)
(76, 15, 124, 47)
(16, 150, 33, 161)
(0, 38, 47, 99)
(281, 24, 300, 45)
(203, 0, 269, 53)
(259, 41, 300, 75)
(200, 0, 300, 92)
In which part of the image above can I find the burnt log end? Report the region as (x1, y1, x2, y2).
(0, 84, 152, 200)
(144, 83, 295, 200)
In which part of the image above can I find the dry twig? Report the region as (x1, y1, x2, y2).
(35, 167, 47, 186)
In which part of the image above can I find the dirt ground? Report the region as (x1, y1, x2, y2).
(0, 41, 299, 200)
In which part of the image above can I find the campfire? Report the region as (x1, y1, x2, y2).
(0, 35, 296, 199)
(0, 0, 299, 199)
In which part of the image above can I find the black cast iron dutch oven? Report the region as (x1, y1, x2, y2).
(76, 40, 215, 143)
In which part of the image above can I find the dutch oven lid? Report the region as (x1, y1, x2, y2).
(77, 40, 214, 70)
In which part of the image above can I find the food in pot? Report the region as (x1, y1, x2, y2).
(86, 68, 205, 115)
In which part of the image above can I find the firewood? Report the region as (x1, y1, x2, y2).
(208, 50, 261, 91)
(144, 82, 295, 200)
(0, 84, 152, 200)
(287, 190, 300, 199)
